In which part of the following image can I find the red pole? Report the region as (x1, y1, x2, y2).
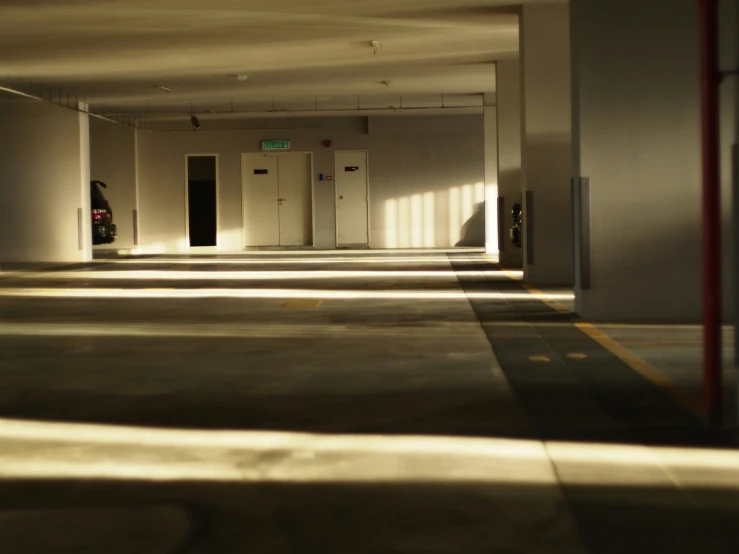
(699, 0, 722, 426)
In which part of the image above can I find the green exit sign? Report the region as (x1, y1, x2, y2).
(262, 140, 290, 151)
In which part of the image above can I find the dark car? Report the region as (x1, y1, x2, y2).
(91, 180, 117, 245)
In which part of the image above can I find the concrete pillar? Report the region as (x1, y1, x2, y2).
(496, 59, 523, 268)
(483, 94, 499, 257)
(571, 0, 735, 322)
(90, 119, 138, 251)
(0, 98, 91, 263)
(520, 3, 573, 285)
(79, 103, 91, 255)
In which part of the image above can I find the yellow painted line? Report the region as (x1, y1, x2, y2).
(529, 355, 551, 363)
(521, 283, 571, 313)
(494, 266, 704, 418)
(567, 353, 588, 360)
(575, 322, 705, 418)
(474, 255, 702, 416)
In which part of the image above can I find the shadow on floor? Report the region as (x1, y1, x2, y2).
(0, 478, 738, 554)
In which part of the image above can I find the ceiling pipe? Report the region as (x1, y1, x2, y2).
(102, 93, 483, 117)
(100, 103, 484, 118)
(0, 84, 148, 131)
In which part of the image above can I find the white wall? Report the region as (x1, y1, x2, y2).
(90, 119, 137, 250)
(137, 118, 365, 252)
(135, 115, 485, 252)
(571, 0, 736, 322)
(368, 116, 485, 249)
(0, 98, 91, 263)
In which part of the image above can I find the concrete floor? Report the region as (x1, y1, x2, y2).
(0, 251, 737, 553)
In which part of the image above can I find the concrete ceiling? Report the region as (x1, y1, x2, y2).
(0, 0, 559, 119)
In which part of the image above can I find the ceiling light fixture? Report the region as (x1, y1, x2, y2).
(236, 74, 248, 82)
(152, 85, 171, 93)
(371, 40, 380, 54)
(190, 115, 200, 131)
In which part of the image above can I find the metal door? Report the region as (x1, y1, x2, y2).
(335, 151, 369, 246)
(277, 153, 312, 246)
(241, 154, 279, 247)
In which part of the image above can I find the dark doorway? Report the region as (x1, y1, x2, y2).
(187, 155, 217, 247)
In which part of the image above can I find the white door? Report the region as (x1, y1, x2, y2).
(335, 151, 369, 246)
(277, 153, 312, 246)
(242, 152, 313, 247)
(242, 153, 279, 247)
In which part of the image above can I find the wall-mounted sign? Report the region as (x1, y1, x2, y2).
(262, 140, 290, 151)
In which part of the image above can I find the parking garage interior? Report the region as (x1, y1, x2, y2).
(0, 0, 738, 552)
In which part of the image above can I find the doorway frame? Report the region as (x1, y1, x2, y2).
(334, 149, 370, 248)
(240, 151, 316, 250)
(184, 153, 220, 251)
